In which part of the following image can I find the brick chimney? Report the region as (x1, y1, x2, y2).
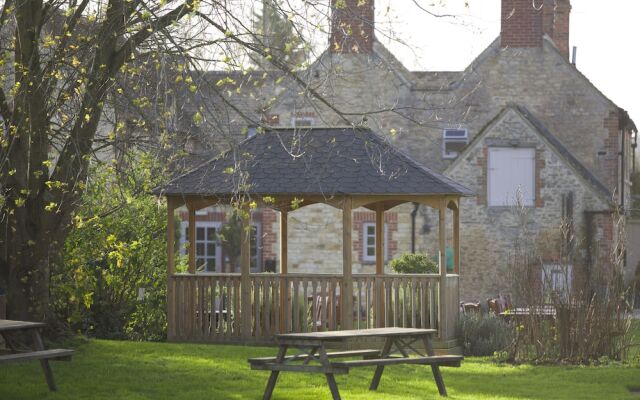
(501, 0, 544, 49)
(542, 0, 571, 60)
(501, 0, 571, 59)
(329, 0, 375, 54)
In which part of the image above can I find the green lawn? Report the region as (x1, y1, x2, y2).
(0, 337, 639, 400)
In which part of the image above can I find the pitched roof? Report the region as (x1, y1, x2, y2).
(514, 105, 612, 199)
(158, 127, 474, 198)
(445, 104, 612, 201)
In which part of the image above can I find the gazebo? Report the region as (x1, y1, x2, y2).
(157, 127, 473, 344)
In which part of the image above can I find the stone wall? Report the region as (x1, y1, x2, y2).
(446, 108, 609, 301)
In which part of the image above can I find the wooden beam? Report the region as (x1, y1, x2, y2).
(187, 204, 196, 274)
(375, 203, 385, 328)
(280, 210, 288, 274)
(166, 197, 176, 340)
(240, 206, 252, 340)
(453, 207, 460, 275)
(342, 197, 353, 330)
(351, 195, 443, 210)
(279, 210, 288, 333)
(375, 203, 384, 276)
(438, 201, 448, 340)
(167, 198, 176, 276)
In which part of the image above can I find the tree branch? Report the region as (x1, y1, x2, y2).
(196, 11, 352, 126)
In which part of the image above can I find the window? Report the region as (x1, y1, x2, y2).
(442, 129, 468, 159)
(362, 223, 388, 262)
(542, 264, 572, 301)
(487, 147, 535, 207)
(292, 117, 314, 128)
(250, 223, 262, 272)
(181, 222, 222, 272)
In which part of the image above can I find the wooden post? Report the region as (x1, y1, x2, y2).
(438, 201, 448, 340)
(375, 203, 385, 328)
(342, 197, 353, 330)
(240, 206, 252, 339)
(187, 204, 196, 274)
(280, 210, 288, 274)
(453, 203, 460, 275)
(166, 197, 176, 340)
(279, 209, 288, 332)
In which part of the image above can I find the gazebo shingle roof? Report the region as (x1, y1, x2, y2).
(158, 127, 474, 197)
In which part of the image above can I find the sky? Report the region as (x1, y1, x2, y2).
(371, 0, 639, 124)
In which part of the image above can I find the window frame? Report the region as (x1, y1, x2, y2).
(250, 223, 262, 273)
(362, 222, 388, 263)
(180, 221, 222, 273)
(442, 128, 469, 159)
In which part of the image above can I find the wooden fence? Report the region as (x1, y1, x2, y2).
(167, 273, 458, 344)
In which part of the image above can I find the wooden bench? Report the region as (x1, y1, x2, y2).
(0, 320, 74, 391)
(331, 354, 463, 369)
(249, 349, 380, 365)
(0, 349, 74, 364)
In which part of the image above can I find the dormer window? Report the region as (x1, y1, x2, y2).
(442, 129, 468, 159)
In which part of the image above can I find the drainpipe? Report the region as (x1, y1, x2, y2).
(410, 202, 419, 253)
(621, 127, 625, 210)
(632, 131, 637, 175)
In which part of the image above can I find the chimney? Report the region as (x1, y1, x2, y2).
(501, 0, 544, 49)
(542, 0, 571, 60)
(330, 0, 375, 54)
(501, 0, 571, 59)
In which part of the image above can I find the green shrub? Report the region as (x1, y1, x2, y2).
(51, 153, 168, 341)
(456, 313, 514, 357)
(388, 253, 438, 274)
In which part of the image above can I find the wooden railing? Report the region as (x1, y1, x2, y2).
(168, 273, 458, 344)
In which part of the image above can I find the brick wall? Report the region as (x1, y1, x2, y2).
(502, 0, 571, 56)
(542, 0, 571, 59)
(261, 208, 278, 263)
(501, 0, 544, 49)
(352, 211, 398, 262)
(330, 0, 374, 54)
(603, 110, 620, 198)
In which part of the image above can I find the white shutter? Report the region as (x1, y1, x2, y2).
(488, 148, 535, 206)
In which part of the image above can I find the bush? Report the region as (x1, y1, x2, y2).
(388, 253, 438, 274)
(51, 154, 169, 341)
(456, 313, 514, 357)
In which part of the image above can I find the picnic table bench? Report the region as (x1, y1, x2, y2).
(0, 319, 74, 391)
(248, 327, 463, 400)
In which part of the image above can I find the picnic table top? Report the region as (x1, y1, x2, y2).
(276, 327, 437, 341)
(0, 319, 46, 332)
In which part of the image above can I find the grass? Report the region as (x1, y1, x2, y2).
(0, 334, 639, 400)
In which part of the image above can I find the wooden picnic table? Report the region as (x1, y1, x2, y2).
(0, 319, 74, 391)
(248, 327, 463, 400)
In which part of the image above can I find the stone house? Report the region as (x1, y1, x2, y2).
(172, 0, 636, 302)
